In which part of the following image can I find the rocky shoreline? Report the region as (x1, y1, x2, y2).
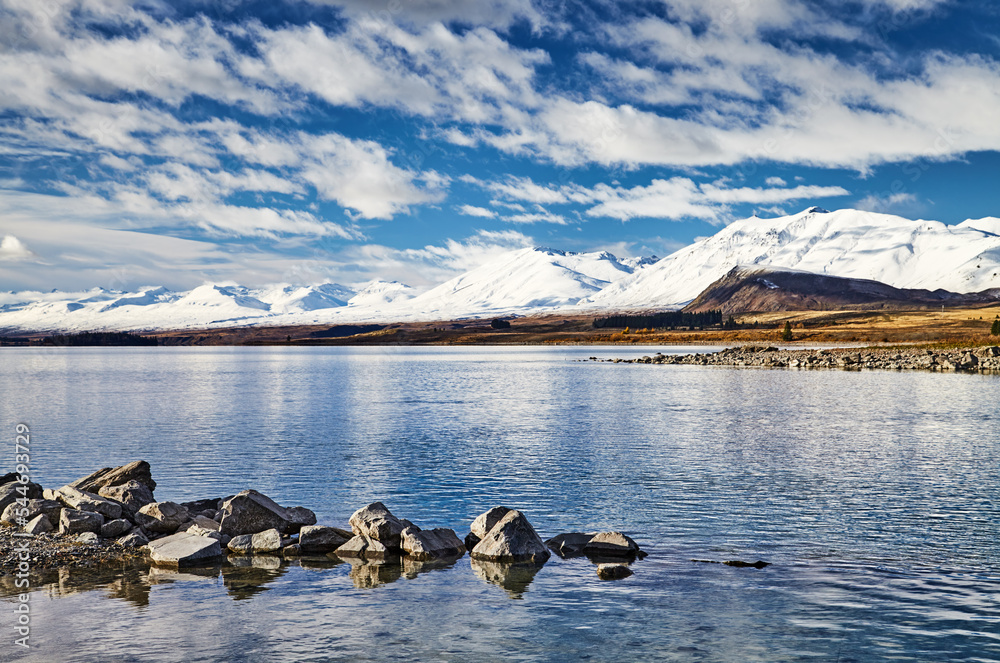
(591, 344, 1000, 372)
(3, 462, 681, 596)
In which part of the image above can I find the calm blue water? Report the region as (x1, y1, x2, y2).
(1, 346, 998, 662)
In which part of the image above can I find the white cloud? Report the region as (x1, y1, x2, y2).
(765, 176, 787, 187)
(457, 205, 496, 218)
(0, 235, 36, 261)
(469, 174, 850, 223)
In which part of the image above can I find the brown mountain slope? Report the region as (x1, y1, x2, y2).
(684, 266, 1000, 314)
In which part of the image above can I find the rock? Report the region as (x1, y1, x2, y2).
(348, 502, 405, 546)
(69, 460, 156, 493)
(190, 515, 220, 531)
(135, 502, 189, 534)
(24, 514, 53, 535)
(583, 532, 641, 558)
(596, 563, 633, 580)
(334, 534, 392, 559)
(52, 485, 123, 520)
(470, 506, 511, 539)
(59, 509, 104, 535)
(723, 560, 770, 569)
(98, 480, 154, 516)
(76, 532, 100, 544)
(227, 528, 282, 554)
(117, 529, 149, 548)
(1, 498, 62, 526)
(401, 526, 465, 560)
(545, 532, 594, 558)
(285, 506, 317, 531)
(464, 532, 481, 551)
(298, 525, 351, 553)
(100, 518, 132, 538)
(282, 544, 301, 557)
(0, 482, 42, 513)
(147, 531, 223, 567)
(218, 490, 302, 536)
(187, 524, 223, 541)
(178, 497, 222, 514)
(470, 510, 550, 563)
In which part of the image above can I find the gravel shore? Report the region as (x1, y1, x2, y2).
(1, 525, 148, 574)
(593, 344, 1000, 372)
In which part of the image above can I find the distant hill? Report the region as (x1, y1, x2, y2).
(684, 266, 999, 314)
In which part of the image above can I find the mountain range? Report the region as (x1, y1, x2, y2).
(2, 207, 999, 333)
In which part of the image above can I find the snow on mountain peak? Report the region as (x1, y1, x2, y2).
(585, 207, 1000, 310)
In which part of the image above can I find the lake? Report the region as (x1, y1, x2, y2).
(1, 346, 998, 662)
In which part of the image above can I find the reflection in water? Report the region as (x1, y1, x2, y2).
(343, 555, 403, 589)
(223, 556, 288, 600)
(469, 557, 546, 598)
(402, 554, 462, 579)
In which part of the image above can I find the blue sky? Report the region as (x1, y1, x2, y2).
(1, 0, 999, 292)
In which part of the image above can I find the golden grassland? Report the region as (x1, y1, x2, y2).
(138, 304, 1000, 348)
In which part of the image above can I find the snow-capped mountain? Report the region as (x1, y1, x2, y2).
(396, 247, 652, 318)
(348, 281, 416, 308)
(2, 207, 999, 333)
(586, 207, 1000, 310)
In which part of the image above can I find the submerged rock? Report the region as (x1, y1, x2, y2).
(400, 526, 465, 560)
(545, 532, 594, 558)
(470, 510, 549, 563)
(147, 531, 223, 567)
(583, 532, 642, 559)
(596, 563, 633, 580)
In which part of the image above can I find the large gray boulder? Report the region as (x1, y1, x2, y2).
(135, 502, 189, 534)
(335, 534, 392, 560)
(69, 460, 156, 493)
(59, 509, 104, 535)
(348, 502, 405, 546)
(285, 506, 317, 530)
(24, 514, 53, 535)
(470, 510, 550, 563)
(100, 518, 132, 539)
(98, 480, 155, 516)
(52, 485, 122, 520)
(0, 482, 42, 513)
(1, 498, 62, 527)
(227, 528, 282, 554)
(147, 531, 223, 567)
(470, 506, 511, 539)
(218, 490, 307, 536)
(401, 526, 465, 560)
(117, 528, 149, 548)
(298, 525, 351, 553)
